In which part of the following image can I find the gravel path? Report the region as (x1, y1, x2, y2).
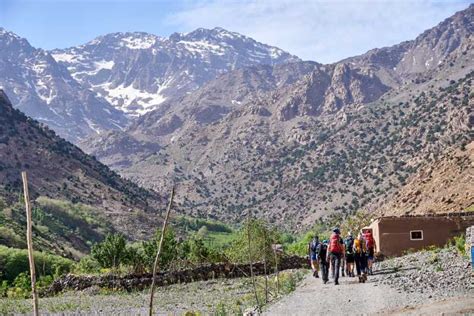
(264, 272, 474, 315)
(264, 273, 413, 315)
(265, 247, 474, 315)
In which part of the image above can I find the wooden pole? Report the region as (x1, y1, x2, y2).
(273, 240, 280, 296)
(246, 213, 261, 312)
(263, 228, 268, 304)
(21, 171, 39, 316)
(148, 186, 175, 316)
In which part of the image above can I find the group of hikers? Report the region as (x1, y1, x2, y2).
(308, 227, 376, 285)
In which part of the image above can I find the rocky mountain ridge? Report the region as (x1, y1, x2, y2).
(82, 5, 473, 167)
(0, 28, 127, 142)
(78, 5, 473, 230)
(50, 27, 300, 117)
(0, 27, 299, 142)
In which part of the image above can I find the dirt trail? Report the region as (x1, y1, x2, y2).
(264, 272, 474, 315)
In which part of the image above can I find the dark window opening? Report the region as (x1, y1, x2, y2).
(410, 230, 423, 240)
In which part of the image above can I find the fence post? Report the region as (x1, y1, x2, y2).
(148, 186, 175, 316)
(21, 171, 39, 316)
(246, 214, 261, 312)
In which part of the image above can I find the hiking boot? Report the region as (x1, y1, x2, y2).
(335, 281, 339, 285)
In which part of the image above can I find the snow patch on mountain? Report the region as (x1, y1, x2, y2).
(103, 83, 167, 116)
(94, 60, 114, 70)
(178, 40, 226, 56)
(52, 52, 78, 63)
(120, 36, 156, 49)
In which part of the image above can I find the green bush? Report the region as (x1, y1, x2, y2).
(142, 229, 178, 271)
(124, 244, 146, 274)
(0, 245, 73, 284)
(91, 233, 128, 270)
(286, 224, 329, 256)
(75, 255, 101, 274)
(450, 234, 466, 256)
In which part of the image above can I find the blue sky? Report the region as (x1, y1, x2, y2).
(0, 0, 471, 63)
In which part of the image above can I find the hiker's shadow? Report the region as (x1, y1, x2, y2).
(373, 267, 417, 276)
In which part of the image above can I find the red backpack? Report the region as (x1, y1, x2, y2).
(365, 232, 374, 248)
(329, 233, 343, 253)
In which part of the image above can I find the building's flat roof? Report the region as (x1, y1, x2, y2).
(374, 211, 474, 221)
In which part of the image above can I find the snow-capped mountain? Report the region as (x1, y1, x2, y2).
(0, 28, 127, 142)
(51, 27, 300, 116)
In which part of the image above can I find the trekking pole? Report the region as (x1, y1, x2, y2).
(21, 171, 39, 316)
(148, 186, 175, 316)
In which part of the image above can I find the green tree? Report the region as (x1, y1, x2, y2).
(91, 233, 128, 269)
(142, 229, 178, 271)
(226, 219, 279, 265)
(340, 210, 372, 236)
(125, 244, 146, 274)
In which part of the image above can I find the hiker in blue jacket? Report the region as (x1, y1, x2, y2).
(308, 235, 320, 278)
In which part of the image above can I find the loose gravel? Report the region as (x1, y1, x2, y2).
(265, 246, 473, 315)
(374, 246, 473, 300)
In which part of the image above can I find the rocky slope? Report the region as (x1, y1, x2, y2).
(0, 90, 163, 255)
(0, 28, 127, 142)
(51, 27, 300, 117)
(375, 246, 472, 300)
(82, 5, 473, 229)
(81, 61, 319, 168)
(379, 141, 474, 216)
(344, 4, 473, 81)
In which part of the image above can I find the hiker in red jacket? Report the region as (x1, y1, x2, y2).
(327, 227, 344, 285)
(365, 230, 376, 275)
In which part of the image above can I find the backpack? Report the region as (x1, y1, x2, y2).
(354, 238, 365, 254)
(365, 232, 374, 249)
(317, 243, 328, 260)
(344, 237, 354, 254)
(309, 240, 318, 253)
(329, 233, 343, 253)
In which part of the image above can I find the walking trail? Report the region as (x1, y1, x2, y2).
(264, 272, 474, 315)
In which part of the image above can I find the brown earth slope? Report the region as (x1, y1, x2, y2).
(0, 90, 164, 253)
(379, 141, 474, 216)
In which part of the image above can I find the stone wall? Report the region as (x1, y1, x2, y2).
(45, 255, 309, 296)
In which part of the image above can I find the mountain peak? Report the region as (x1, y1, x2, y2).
(49, 26, 300, 118)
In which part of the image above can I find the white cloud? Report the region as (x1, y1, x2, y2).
(165, 0, 470, 63)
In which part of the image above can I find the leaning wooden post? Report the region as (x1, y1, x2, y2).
(148, 186, 175, 316)
(273, 236, 280, 296)
(21, 171, 39, 316)
(246, 213, 261, 312)
(263, 228, 268, 304)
